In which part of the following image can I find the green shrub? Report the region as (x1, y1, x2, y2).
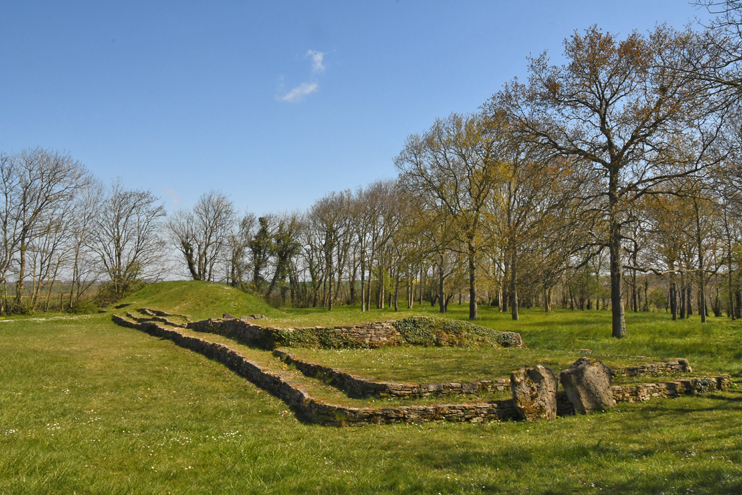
(66, 299, 100, 314)
(392, 316, 523, 347)
(258, 327, 369, 350)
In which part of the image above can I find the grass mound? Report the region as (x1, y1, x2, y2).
(113, 280, 280, 321)
(392, 316, 523, 347)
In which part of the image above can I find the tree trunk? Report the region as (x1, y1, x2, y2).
(670, 270, 677, 321)
(419, 265, 425, 306)
(608, 170, 626, 338)
(686, 286, 693, 316)
(728, 251, 735, 320)
(695, 202, 706, 323)
(510, 242, 518, 321)
(632, 267, 638, 313)
(438, 263, 446, 313)
(360, 258, 366, 312)
(15, 238, 27, 309)
(394, 270, 400, 312)
(468, 239, 478, 320)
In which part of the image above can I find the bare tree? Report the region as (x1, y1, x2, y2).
(67, 181, 104, 307)
(8, 149, 89, 311)
(88, 180, 166, 300)
(225, 212, 257, 288)
(167, 191, 236, 282)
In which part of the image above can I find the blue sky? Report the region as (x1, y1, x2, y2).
(0, 1, 711, 216)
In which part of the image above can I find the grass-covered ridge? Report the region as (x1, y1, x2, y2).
(113, 280, 280, 321)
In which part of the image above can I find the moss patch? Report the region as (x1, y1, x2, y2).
(392, 316, 523, 347)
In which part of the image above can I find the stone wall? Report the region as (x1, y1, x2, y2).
(114, 315, 519, 425)
(332, 322, 404, 346)
(274, 349, 510, 399)
(186, 317, 403, 350)
(274, 350, 696, 400)
(613, 359, 692, 377)
(611, 376, 731, 402)
(113, 315, 731, 426)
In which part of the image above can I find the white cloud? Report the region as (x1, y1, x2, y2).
(281, 82, 318, 102)
(306, 50, 325, 74)
(277, 50, 327, 103)
(163, 187, 181, 205)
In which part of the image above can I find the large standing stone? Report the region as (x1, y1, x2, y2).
(510, 365, 558, 421)
(559, 357, 615, 414)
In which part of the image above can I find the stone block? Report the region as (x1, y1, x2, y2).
(511, 365, 558, 421)
(560, 357, 615, 414)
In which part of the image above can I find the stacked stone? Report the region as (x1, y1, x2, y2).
(611, 376, 731, 402)
(275, 350, 510, 399)
(615, 359, 692, 377)
(187, 317, 271, 347)
(331, 322, 403, 346)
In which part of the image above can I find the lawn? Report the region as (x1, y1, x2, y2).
(1, 281, 741, 494)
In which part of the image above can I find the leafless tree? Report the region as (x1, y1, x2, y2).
(88, 180, 166, 300)
(8, 149, 89, 311)
(67, 181, 104, 308)
(167, 190, 236, 282)
(225, 212, 257, 288)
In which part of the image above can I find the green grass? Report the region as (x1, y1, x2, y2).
(284, 346, 712, 386)
(112, 280, 280, 321)
(1, 282, 741, 493)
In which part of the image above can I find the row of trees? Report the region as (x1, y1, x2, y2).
(0, 149, 165, 313)
(164, 4, 742, 338)
(6, 2, 742, 340)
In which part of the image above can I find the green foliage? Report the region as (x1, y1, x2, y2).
(392, 316, 521, 347)
(250, 327, 375, 350)
(649, 287, 668, 311)
(249, 217, 273, 293)
(94, 279, 147, 307)
(66, 299, 100, 315)
(4, 300, 35, 316)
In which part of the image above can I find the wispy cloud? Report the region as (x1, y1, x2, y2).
(163, 187, 181, 205)
(281, 82, 318, 102)
(278, 49, 327, 103)
(306, 50, 325, 74)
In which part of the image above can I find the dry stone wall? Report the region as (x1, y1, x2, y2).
(274, 349, 510, 399)
(187, 317, 403, 350)
(114, 315, 519, 425)
(112, 314, 731, 426)
(613, 359, 692, 377)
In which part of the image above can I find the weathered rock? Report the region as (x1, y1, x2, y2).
(244, 314, 267, 320)
(560, 357, 615, 414)
(511, 365, 558, 421)
(223, 313, 236, 319)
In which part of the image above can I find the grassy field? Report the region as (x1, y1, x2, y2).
(1, 281, 741, 494)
